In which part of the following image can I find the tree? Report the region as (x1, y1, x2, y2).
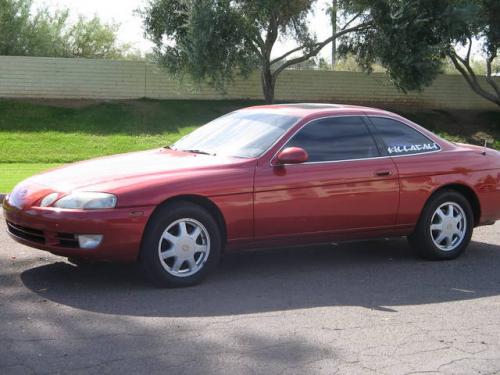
(445, 0, 499, 107)
(65, 16, 131, 59)
(0, 0, 133, 59)
(339, 0, 500, 107)
(0, 0, 29, 55)
(0, 0, 66, 56)
(23, 7, 69, 57)
(141, 0, 372, 103)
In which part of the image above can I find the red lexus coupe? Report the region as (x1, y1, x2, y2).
(4, 104, 500, 287)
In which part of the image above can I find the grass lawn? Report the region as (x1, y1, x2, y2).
(0, 163, 62, 193)
(0, 99, 260, 192)
(0, 98, 499, 193)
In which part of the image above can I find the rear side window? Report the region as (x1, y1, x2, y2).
(286, 116, 380, 162)
(370, 117, 440, 156)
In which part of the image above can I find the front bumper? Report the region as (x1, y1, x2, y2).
(3, 199, 155, 261)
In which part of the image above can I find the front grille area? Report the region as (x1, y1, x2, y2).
(56, 233, 79, 248)
(6, 221, 80, 248)
(7, 221, 45, 244)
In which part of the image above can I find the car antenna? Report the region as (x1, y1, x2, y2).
(482, 139, 488, 155)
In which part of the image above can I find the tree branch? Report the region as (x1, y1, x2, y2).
(270, 14, 368, 66)
(270, 44, 310, 65)
(272, 21, 373, 78)
(340, 12, 362, 31)
(485, 53, 500, 98)
(251, 33, 265, 52)
(262, 12, 279, 62)
(248, 37, 263, 58)
(448, 51, 500, 106)
(453, 49, 484, 92)
(466, 36, 472, 63)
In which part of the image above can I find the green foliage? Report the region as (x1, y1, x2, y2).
(0, 0, 65, 56)
(152, 0, 257, 88)
(338, 1, 453, 91)
(318, 55, 386, 72)
(65, 16, 130, 59)
(141, 0, 335, 102)
(339, 0, 500, 105)
(0, 0, 134, 59)
(142, 0, 498, 104)
(0, 0, 29, 55)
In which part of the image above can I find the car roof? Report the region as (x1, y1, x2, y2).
(240, 103, 393, 118)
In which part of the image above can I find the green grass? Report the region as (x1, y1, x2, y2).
(0, 163, 62, 192)
(0, 98, 498, 193)
(0, 99, 260, 192)
(0, 99, 262, 163)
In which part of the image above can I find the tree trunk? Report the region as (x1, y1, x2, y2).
(448, 52, 500, 107)
(331, 0, 337, 69)
(261, 67, 275, 104)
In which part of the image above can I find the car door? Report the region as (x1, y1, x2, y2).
(366, 115, 445, 226)
(253, 115, 400, 242)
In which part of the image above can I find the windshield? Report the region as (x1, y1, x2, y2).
(172, 111, 300, 158)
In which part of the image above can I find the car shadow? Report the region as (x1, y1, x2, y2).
(20, 238, 500, 317)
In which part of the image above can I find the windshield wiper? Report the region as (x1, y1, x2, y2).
(181, 149, 216, 156)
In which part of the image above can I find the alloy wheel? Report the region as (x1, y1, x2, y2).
(157, 218, 211, 277)
(429, 202, 467, 252)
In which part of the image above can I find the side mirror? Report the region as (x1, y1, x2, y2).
(276, 147, 309, 165)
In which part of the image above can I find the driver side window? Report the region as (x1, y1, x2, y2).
(286, 116, 380, 162)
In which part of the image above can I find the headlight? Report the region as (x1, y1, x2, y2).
(52, 192, 117, 210)
(40, 193, 59, 207)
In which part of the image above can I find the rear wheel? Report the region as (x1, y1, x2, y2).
(408, 190, 474, 260)
(140, 202, 222, 287)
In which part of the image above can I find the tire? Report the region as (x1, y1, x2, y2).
(408, 190, 474, 260)
(140, 201, 222, 287)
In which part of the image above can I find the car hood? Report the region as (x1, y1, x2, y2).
(25, 148, 250, 193)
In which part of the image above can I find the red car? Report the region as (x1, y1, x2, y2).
(4, 104, 500, 287)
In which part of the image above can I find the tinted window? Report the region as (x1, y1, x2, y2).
(287, 116, 380, 162)
(370, 117, 440, 156)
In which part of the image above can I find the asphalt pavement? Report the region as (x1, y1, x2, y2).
(1, 212, 499, 374)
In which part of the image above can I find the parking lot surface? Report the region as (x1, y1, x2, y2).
(1, 213, 499, 375)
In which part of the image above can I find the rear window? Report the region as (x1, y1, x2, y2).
(370, 117, 440, 156)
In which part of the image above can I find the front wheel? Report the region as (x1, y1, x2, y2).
(408, 190, 474, 260)
(140, 202, 222, 287)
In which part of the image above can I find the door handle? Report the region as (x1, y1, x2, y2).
(375, 170, 393, 177)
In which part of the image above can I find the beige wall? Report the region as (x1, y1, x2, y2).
(0, 55, 498, 110)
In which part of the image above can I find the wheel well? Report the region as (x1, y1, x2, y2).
(154, 195, 227, 244)
(432, 184, 481, 225)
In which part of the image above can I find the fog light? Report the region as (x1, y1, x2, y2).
(77, 234, 103, 249)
